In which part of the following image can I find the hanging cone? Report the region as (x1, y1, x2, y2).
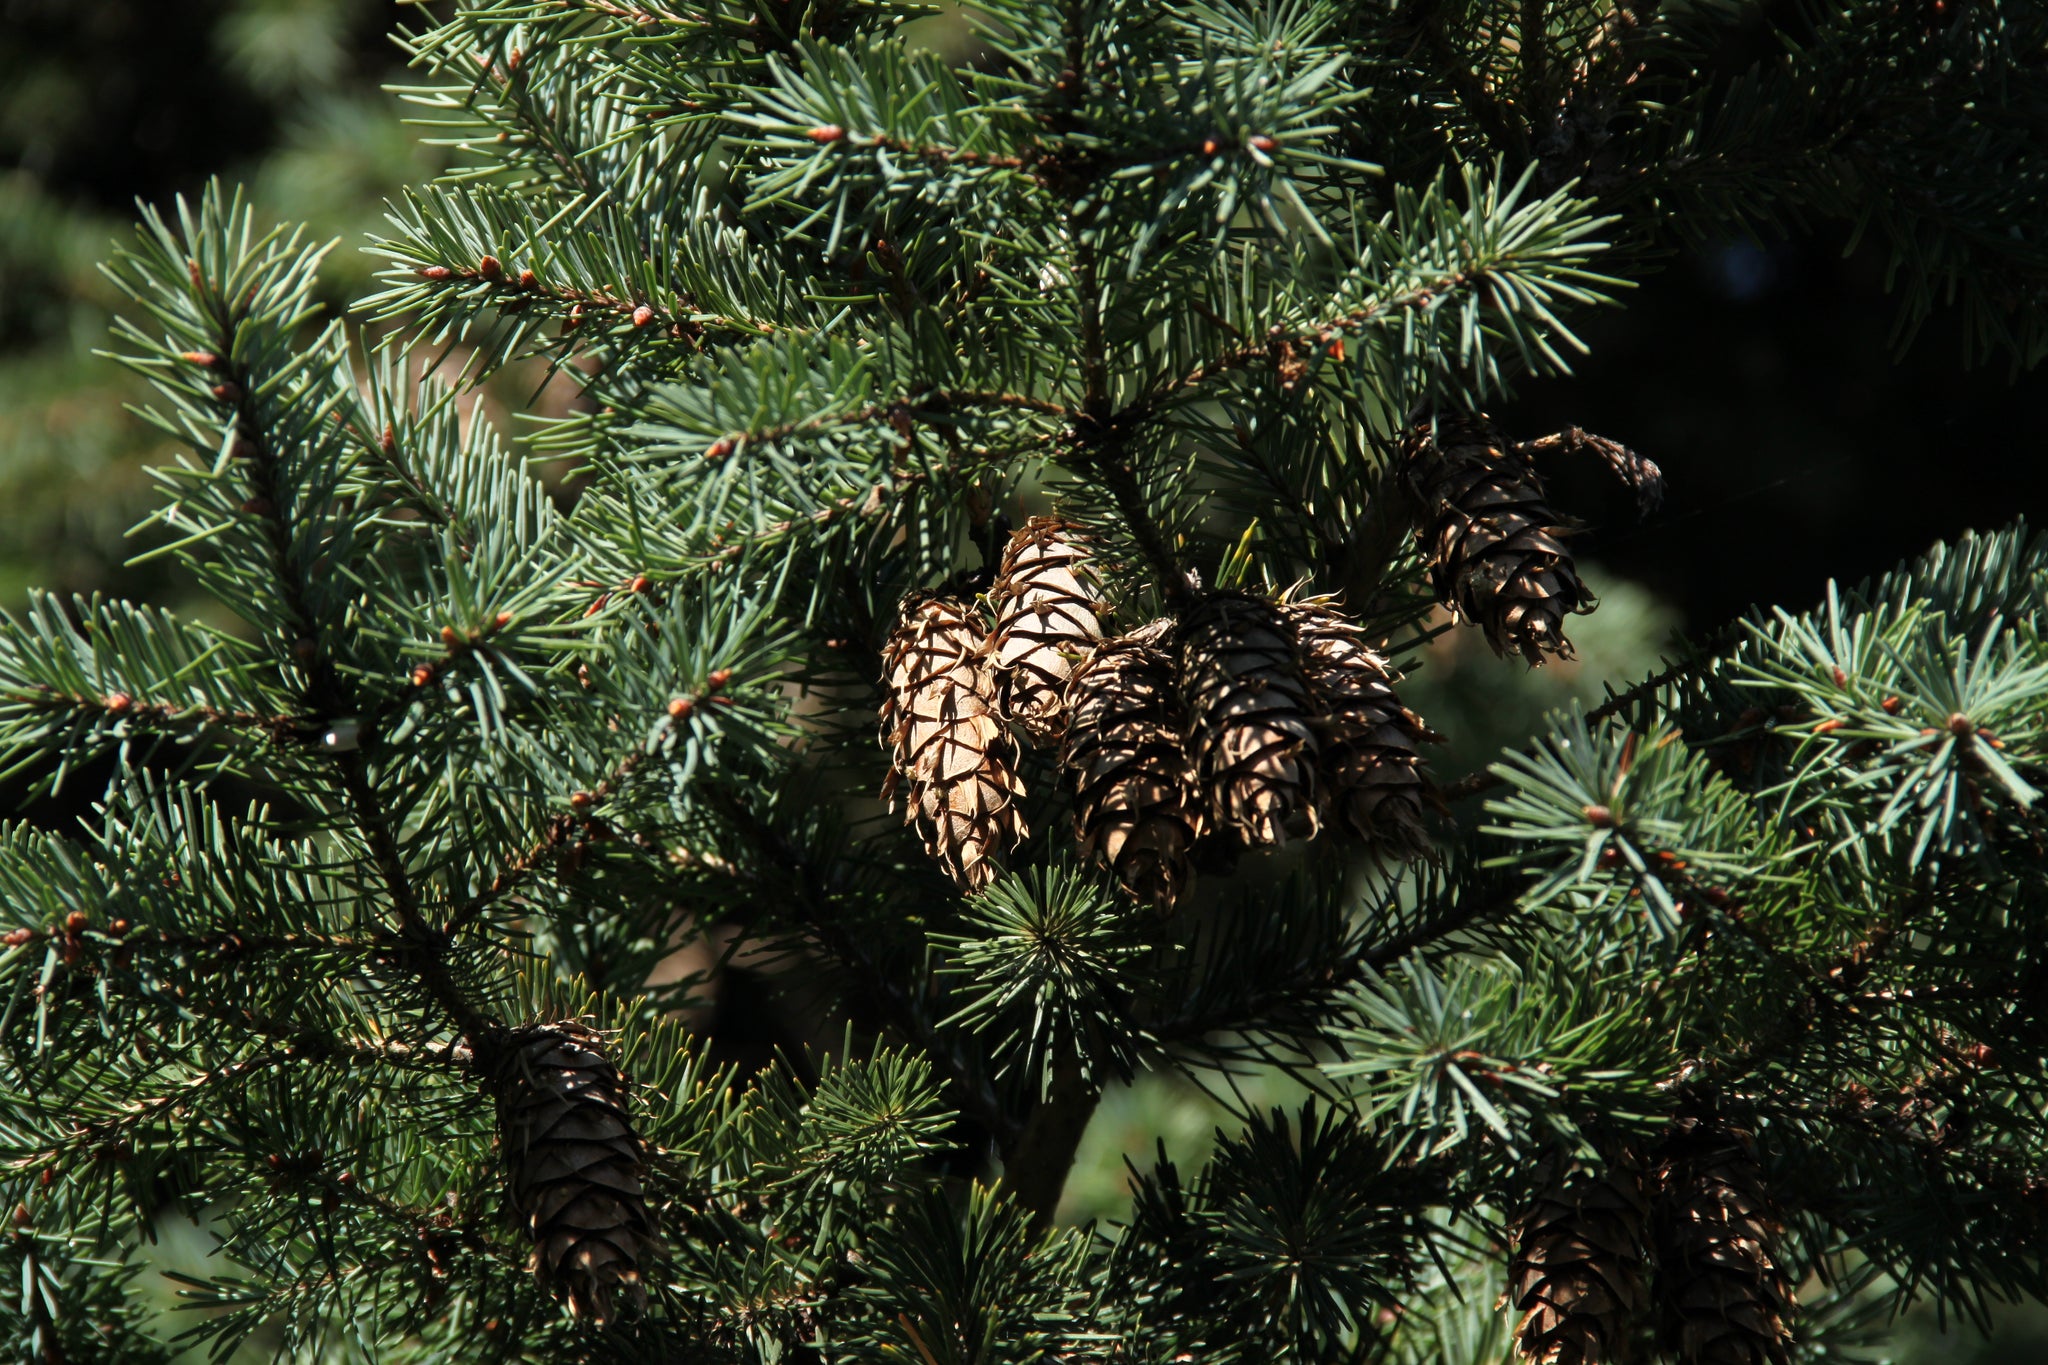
(489, 1021, 657, 1327)
(1177, 592, 1319, 847)
(1282, 597, 1436, 858)
(1062, 619, 1204, 907)
(879, 592, 1027, 891)
(989, 517, 1107, 744)
(1509, 1152, 1652, 1365)
(1402, 415, 1594, 665)
(1651, 1118, 1795, 1365)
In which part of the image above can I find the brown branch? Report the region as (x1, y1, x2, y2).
(9, 686, 297, 740)
(445, 748, 648, 938)
(998, 1062, 1097, 1230)
(182, 299, 503, 1046)
(413, 257, 769, 348)
(1131, 270, 1481, 419)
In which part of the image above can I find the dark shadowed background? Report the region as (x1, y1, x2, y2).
(1, 1, 2041, 1359)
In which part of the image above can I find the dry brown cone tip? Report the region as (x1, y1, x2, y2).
(1282, 596, 1437, 858)
(1062, 619, 1204, 907)
(879, 592, 1027, 891)
(1402, 415, 1595, 666)
(1178, 592, 1319, 847)
(1651, 1118, 1795, 1365)
(1509, 1152, 1652, 1365)
(989, 517, 1107, 744)
(489, 1021, 657, 1327)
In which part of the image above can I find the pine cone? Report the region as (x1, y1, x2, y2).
(1282, 597, 1436, 858)
(880, 592, 1027, 891)
(490, 1021, 656, 1326)
(1651, 1118, 1795, 1365)
(1177, 592, 1319, 847)
(1510, 1153, 1651, 1365)
(989, 517, 1107, 744)
(1062, 619, 1204, 907)
(1403, 416, 1594, 665)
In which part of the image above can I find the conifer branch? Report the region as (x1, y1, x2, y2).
(1441, 645, 1726, 802)
(703, 783, 1019, 1150)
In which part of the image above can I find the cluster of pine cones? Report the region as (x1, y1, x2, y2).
(878, 416, 1659, 902)
(880, 518, 1437, 905)
(1510, 1119, 1793, 1365)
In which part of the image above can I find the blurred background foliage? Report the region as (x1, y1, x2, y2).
(0, 2, 2041, 1360)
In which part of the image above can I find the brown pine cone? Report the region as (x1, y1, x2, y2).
(879, 592, 1027, 891)
(1651, 1118, 1795, 1365)
(1403, 415, 1594, 665)
(989, 517, 1107, 744)
(1282, 597, 1436, 858)
(489, 1021, 657, 1326)
(1510, 1151, 1652, 1365)
(1062, 619, 1204, 907)
(1177, 592, 1319, 847)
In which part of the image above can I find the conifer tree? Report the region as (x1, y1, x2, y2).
(0, 2, 2043, 1361)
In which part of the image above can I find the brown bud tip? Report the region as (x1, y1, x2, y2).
(506, 47, 522, 73)
(583, 594, 609, 618)
(1881, 695, 1902, 714)
(1832, 664, 1849, 686)
(576, 663, 594, 689)
(211, 382, 242, 403)
(180, 350, 219, 367)
(564, 304, 585, 330)
(483, 1320, 503, 1335)
(477, 254, 503, 281)
(705, 437, 736, 462)
(1583, 803, 1614, 827)
(667, 697, 694, 719)
(1249, 134, 1277, 152)
(516, 268, 537, 290)
(37, 1170, 52, 1188)
(627, 575, 651, 594)
(410, 665, 434, 688)
(64, 911, 88, 934)
(706, 668, 733, 691)
(12, 1205, 28, 1226)
(631, 304, 657, 328)
(1814, 718, 1846, 734)
(338, 1170, 355, 1185)
(1948, 712, 1974, 736)
(420, 265, 452, 280)
(808, 124, 845, 143)
(267, 1154, 284, 1169)
(493, 611, 513, 628)
(1, 928, 30, 947)
(439, 626, 460, 647)
(104, 691, 133, 714)
(569, 790, 594, 809)
(109, 919, 129, 935)
(380, 422, 397, 456)
(1201, 138, 1219, 155)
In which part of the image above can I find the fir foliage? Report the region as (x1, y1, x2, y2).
(0, 1, 2043, 1360)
